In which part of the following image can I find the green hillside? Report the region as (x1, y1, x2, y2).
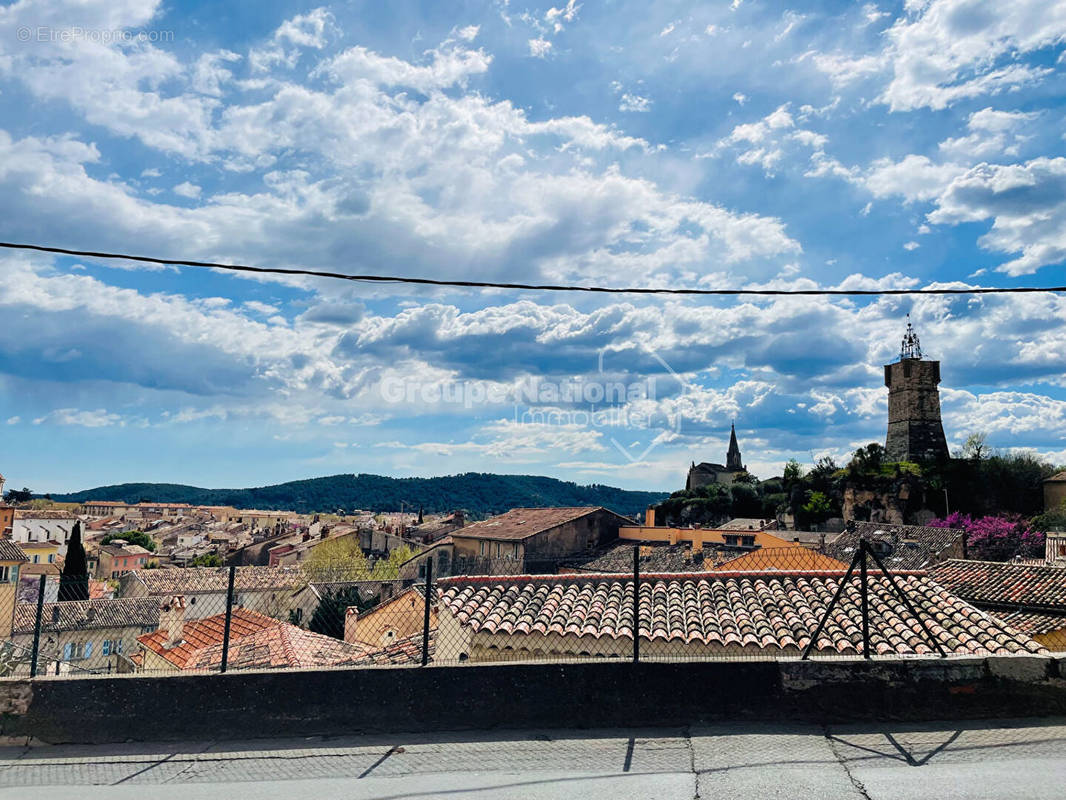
(50, 473, 667, 518)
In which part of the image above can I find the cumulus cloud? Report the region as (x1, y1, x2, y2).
(927, 158, 1066, 275)
(618, 93, 652, 112)
(173, 181, 202, 198)
(808, 0, 1066, 111)
(528, 38, 552, 57)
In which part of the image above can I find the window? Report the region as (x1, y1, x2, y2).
(48, 554, 55, 563)
(511, 543, 519, 559)
(32, 554, 39, 564)
(102, 640, 112, 656)
(84, 641, 94, 659)
(63, 642, 74, 660)
(0, 565, 14, 583)
(115, 639, 124, 654)
(480, 540, 487, 556)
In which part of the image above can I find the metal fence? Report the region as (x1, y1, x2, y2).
(1, 542, 1044, 678)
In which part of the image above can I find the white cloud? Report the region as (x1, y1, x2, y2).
(806, 1, 1066, 111)
(33, 408, 124, 427)
(926, 157, 1066, 275)
(250, 7, 337, 71)
(880, 0, 1066, 111)
(903, 241, 919, 251)
(939, 107, 1039, 160)
(659, 23, 676, 38)
(6, 416, 20, 425)
(456, 25, 480, 41)
(619, 93, 652, 112)
(173, 181, 202, 198)
(862, 155, 966, 202)
(545, 0, 580, 33)
(733, 93, 747, 105)
(321, 42, 491, 91)
(528, 38, 553, 57)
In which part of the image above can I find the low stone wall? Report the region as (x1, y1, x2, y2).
(3, 656, 1065, 745)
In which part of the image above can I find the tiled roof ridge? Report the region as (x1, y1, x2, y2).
(438, 568, 931, 584)
(939, 558, 1058, 568)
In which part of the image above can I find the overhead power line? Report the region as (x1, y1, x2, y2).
(2, 240, 1065, 297)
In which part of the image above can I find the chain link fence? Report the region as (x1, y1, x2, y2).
(1, 543, 1046, 678)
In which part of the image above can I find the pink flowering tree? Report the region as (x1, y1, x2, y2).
(929, 512, 1045, 561)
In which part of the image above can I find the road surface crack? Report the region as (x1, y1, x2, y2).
(823, 726, 873, 800)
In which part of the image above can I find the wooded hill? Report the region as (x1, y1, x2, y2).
(51, 472, 667, 518)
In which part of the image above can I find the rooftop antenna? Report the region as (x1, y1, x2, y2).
(900, 313, 922, 360)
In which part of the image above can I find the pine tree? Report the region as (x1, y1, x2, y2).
(58, 522, 90, 602)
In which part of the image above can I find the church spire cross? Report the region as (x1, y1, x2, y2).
(900, 315, 923, 360)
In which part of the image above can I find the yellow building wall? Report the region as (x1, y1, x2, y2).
(347, 589, 437, 648)
(20, 542, 59, 565)
(0, 582, 16, 639)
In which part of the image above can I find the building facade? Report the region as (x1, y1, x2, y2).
(884, 321, 949, 462)
(9, 511, 79, 556)
(449, 507, 631, 573)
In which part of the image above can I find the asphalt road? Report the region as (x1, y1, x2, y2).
(2, 718, 1064, 799)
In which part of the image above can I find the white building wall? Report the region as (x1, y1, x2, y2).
(10, 518, 78, 556)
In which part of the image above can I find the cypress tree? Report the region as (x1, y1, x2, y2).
(59, 521, 90, 602)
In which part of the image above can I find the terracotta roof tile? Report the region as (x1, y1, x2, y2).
(0, 540, 29, 562)
(137, 607, 281, 668)
(994, 610, 1066, 636)
(130, 566, 304, 594)
(13, 597, 160, 634)
(826, 522, 963, 570)
(186, 625, 370, 670)
(352, 630, 433, 665)
(436, 570, 1044, 656)
(931, 559, 1066, 611)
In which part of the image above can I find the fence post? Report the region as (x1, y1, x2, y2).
(220, 566, 236, 673)
(632, 545, 640, 663)
(421, 557, 433, 666)
(859, 540, 871, 659)
(29, 575, 46, 678)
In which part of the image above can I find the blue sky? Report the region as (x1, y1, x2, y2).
(2, 0, 1066, 494)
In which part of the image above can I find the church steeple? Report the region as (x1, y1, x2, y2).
(726, 422, 744, 471)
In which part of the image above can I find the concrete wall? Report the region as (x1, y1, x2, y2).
(3, 655, 1066, 745)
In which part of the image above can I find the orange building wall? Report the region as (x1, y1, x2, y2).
(618, 526, 801, 552)
(0, 505, 13, 537)
(1034, 628, 1066, 652)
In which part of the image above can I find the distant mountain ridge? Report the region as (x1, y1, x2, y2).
(50, 473, 667, 518)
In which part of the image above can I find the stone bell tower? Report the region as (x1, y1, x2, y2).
(884, 319, 949, 463)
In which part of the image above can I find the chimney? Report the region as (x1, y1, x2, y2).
(645, 506, 656, 527)
(344, 606, 359, 644)
(159, 596, 187, 649)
